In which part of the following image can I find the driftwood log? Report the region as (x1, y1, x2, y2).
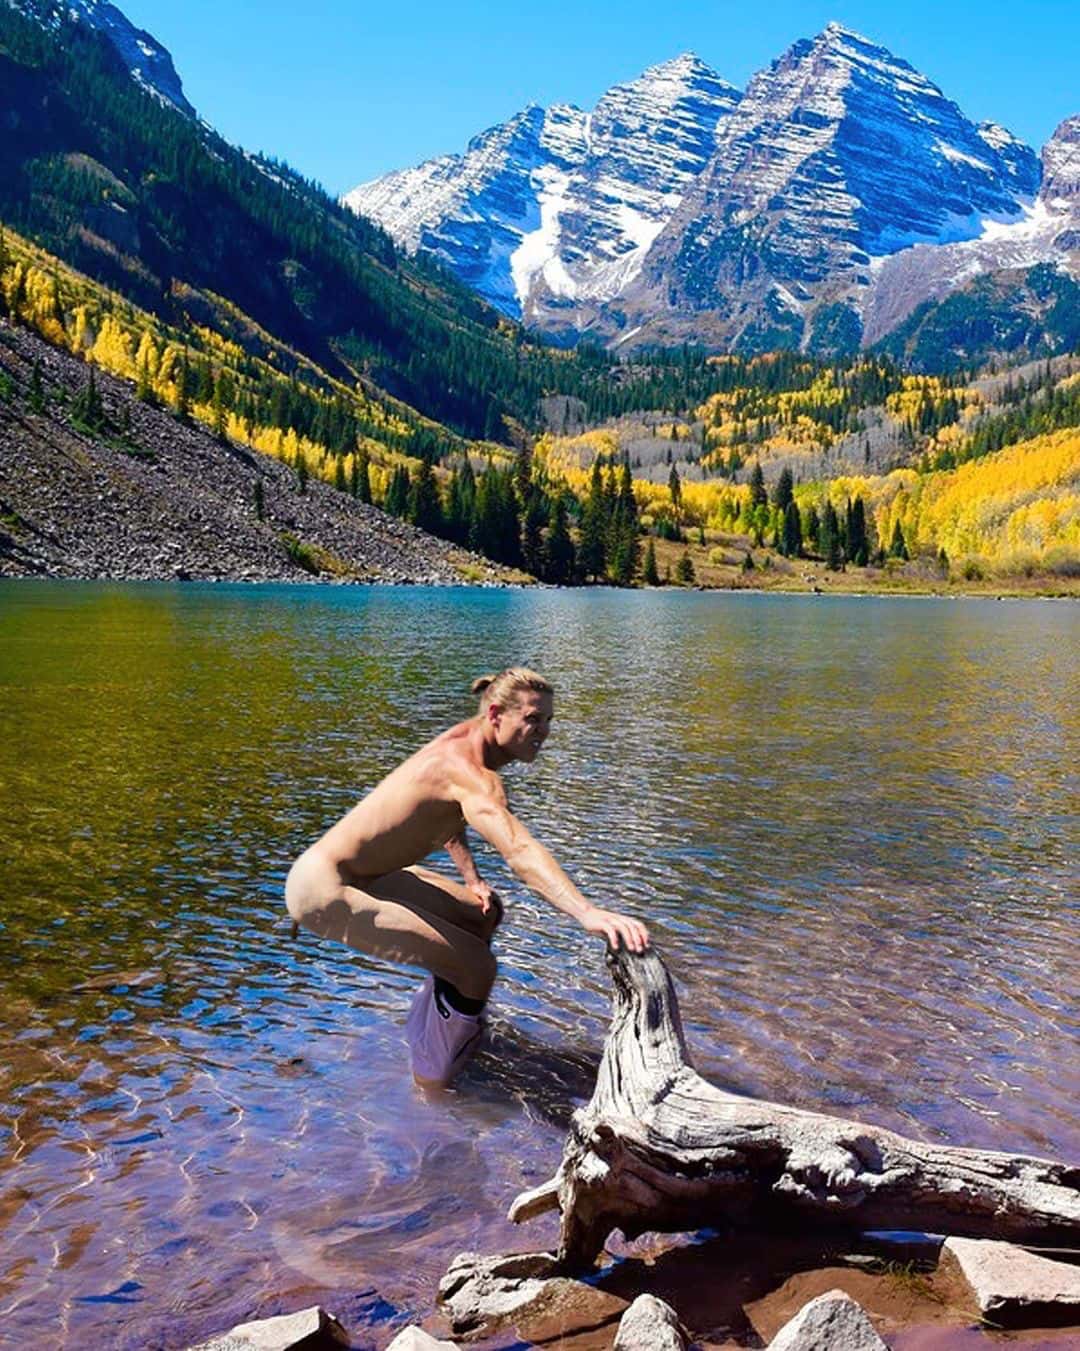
(509, 947, 1080, 1269)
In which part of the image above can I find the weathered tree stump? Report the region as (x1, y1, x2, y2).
(510, 947, 1080, 1269)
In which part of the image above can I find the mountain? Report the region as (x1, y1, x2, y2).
(347, 25, 1077, 364)
(0, 0, 610, 447)
(344, 54, 741, 330)
(6, 0, 195, 115)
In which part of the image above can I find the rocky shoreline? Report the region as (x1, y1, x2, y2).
(0, 320, 509, 586)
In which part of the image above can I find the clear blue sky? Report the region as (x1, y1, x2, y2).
(119, 1, 1078, 196)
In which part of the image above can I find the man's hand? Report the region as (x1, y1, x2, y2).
(468, 880, 498, 915)
(582, 907, 649, 953)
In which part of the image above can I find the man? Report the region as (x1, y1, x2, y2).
(285, 667, 649, 1087)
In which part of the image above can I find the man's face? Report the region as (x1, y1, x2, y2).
(491, 691, 554, 763)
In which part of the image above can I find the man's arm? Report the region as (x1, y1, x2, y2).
(456, 773, 648, 952)
(445, 828, 497, 912)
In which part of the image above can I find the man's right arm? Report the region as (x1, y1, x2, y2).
(456, 772, 648, 952)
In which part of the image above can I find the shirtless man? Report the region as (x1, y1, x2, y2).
(285, 667, 649, 1087)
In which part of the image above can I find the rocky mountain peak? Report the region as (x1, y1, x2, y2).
(1041, 116, 1080, 202)
(11, 0, 195, 116)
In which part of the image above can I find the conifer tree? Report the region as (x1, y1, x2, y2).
(772, 466, 794, 512)
(749, 460, 767, 508)
(668, 463, 682, 520)
(296, 450, 309, 495)
(521, 489, 547, 579)
(804, 504, 820, 553)
(643, 538, 660, 586)
(578, 457, 606, 581)
(889, 519, 909, 560)
(821, 500, 844, 570)
(781, 500, 803, 558)
(385, 464, 410, 517)
(334, 455, 347, 493)
(676, 551, 695, 585)
(254, 478, 265, 521)
(408, 459, 443, 534)
(542, 496, 575, 585)
(212, 371, 228, 441)
(846, 496, 869, 566)
(355, 448, 372, 504)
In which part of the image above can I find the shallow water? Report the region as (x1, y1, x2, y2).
(0, 581, 1077, 1348)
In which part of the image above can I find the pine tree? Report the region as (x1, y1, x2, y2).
(521, 489, 546, 579)
(212, 371, 228, 441)
(846, 496, 869, 566)
(542, 496, 575, 584)
(772, 466, 794, 512)
(296, 450, 309, 495)
(781, 500, 803, 558)
(804, 504, 820, 553)
(334, 455, 347, 493)
(821, 500, 844, 570)
(408, 459, 443, 534)
(889, 519, 909, 560)
(643, 538, 660, 585)
(578, 457, 606, 581)
(355, 448, 372, 504)
(254, 478, 265, 521)
(385, 464, 410, 517)
(749, 460, 767, 508)
(675, 551, 695, 585)
(668, 463, 682, 520)
(607, 460, 640, 586)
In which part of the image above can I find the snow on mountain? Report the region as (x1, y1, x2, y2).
(8, 0, 194, 115)
(630, 24, 1041, 327)
(346, 23, 1067, 355)
(344, 53, 740, 319)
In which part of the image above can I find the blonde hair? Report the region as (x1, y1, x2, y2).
(472, 667, 553, 709)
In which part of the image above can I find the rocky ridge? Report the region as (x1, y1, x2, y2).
(0, 320, 503, 585)
(6, 0, 195, 116)
(347, 24, 1077, 357)
(344, 54, 741, 325)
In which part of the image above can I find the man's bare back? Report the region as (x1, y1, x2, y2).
(284, 668, 648, 1087)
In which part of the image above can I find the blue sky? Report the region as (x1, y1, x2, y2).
(120, 1, 1078, 195)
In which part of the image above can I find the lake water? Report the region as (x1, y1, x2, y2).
(0, 581, 1077, 1349)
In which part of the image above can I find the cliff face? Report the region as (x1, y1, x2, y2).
(0, 322, 500, 584)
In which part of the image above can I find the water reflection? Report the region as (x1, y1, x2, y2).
(0, 582, 1076, 1348)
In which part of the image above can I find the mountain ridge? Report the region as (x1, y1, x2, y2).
(346, 24, 1078, 362)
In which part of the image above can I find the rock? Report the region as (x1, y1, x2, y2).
(614, 1293, 688, 1350)
(385, 1329, 459, 1351)
(942, 1237, 1080, 1325)
(187, 1304, 349, 1350)
(768, 1289, 888, 1351)
(437, 1250, 623, 1340)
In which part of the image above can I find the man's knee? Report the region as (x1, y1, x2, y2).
(455, 943, 497, 1003)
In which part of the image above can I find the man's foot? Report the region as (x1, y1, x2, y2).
(406, 976, 486, 1088)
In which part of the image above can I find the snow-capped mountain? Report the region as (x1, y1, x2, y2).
(7, 0, 194, 116)
(346, 24, 1075, 355)
(344, 54, 740, 322)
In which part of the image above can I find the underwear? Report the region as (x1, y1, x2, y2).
(405, 976, 485, 1087)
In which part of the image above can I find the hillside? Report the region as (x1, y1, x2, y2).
(0, 315, 507, 583)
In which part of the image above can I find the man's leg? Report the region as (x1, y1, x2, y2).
(288, 867, 498, 1002)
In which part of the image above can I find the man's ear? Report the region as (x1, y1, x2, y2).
(486, 702, 502, 726)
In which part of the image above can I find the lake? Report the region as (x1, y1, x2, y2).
(0, 581, 1077, 1348)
